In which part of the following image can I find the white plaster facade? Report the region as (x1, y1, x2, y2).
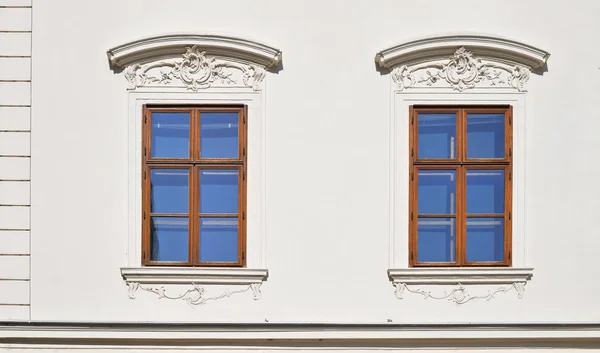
(0, 0, 598, 351)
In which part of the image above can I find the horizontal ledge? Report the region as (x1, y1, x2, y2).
(375, 34, 549, 70)
(388, 267, 533, 285)
(1, 322, 600, 342)
(120, 267, 268, 285)
(107, 33, 282, 69)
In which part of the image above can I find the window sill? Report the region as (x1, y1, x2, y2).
(388, 267, 533, 285)
(120, 267, 268, 305)
(120, 267, 268, 285)
(387, 267, 533, 304)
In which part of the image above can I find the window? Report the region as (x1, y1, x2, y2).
(409, 106, 512, 267)
(142, 105, 247, 267)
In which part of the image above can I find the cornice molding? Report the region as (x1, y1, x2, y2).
(388, 267, 533, 285)
(121, 267, 268, 285)
(1, 322, 600, 345)
(107, 33, 282, 69)
(375, 34, 549, 70)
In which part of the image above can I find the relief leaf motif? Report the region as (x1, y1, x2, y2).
(391, 47, 530, 92)
(126, 281, 262, 307)
(123, 45, 266, 91)
(393, 282, 527, 305)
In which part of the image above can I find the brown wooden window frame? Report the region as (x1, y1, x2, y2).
(409, 105, 513, 267)
(142, 105, 247, 267)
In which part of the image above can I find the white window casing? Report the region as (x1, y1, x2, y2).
(377, 34, 549, 304)
(107, 34, 282, 306)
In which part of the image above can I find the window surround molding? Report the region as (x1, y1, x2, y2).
(375, 34, 549, 71)
(376, 34, 549, 93)
(107, 33, 281, 69)
(107, 34, 281, 305)
(107, 33, 282, 92)
(378, 34, 548, 304)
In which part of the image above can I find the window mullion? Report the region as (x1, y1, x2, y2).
(459, 108, 466, 162)
(457, 109, 466, 266)
(457, 165, 466, 266)
(193, 108, 200, 161)
(188, 166, 197, 266)
(190, 109, 200, 266)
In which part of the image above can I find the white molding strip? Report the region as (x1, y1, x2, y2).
(375, 34, 549, 70)
(0, 323, 599, 344)
(107, 33, 282, 69)
(121, 267, 268, 304)
(388, 267, 533, 285)
(121, 267, 268, 285)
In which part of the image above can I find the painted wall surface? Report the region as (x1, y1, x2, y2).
(0, 0, 31, 321)
(27, 0, 600, 324)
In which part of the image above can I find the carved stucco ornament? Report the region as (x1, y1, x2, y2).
(391, 47, 531, 92)
(393, 282, 526, 305)
(126, 281, 262, 307)
(123, 45, 267, 91)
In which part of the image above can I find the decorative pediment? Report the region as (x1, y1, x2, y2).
(391, 47, 531, 92)
(375, 35, 549, 92)
(121, 45, 267, 91)
(107, 34, 282, 91)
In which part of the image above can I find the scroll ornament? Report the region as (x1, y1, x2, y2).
(123, 45, 266, 91)
(126, 281, 262, 307)
(391, 47, 531, 92)
(393, 282, 526, 305)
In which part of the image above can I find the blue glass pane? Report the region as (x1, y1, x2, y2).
(467, 113, 505, 158)
(150, 169, 189, 214)
(466, 170, 504, 214)
(466, 218, 504, 262)
(417, 218, 455, 262)
(151, 112, 190, 158)
(418, 113, 456, 159)
(418, 170, 456, 214)
(199, 217, 238, 262)
(150, 217, 188, 261)
(200, 169, 238, 214)
(200, 112, 239, 158)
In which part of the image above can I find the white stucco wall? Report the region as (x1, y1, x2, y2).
(0, 0, 31, 321)
(26, 0, 600, 325)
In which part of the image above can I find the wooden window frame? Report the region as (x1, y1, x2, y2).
(142, 105, 247, 267)
(408, 105, 512, 267)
